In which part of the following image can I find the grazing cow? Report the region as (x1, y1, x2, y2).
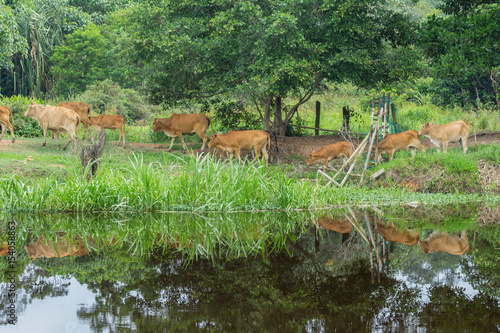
(24, 235, 88, 260)
(57, 102, 91, 138)
(375, 220, 420, 246)
(376, 130, 425, 162)
(208, 130, 270, 164)
(24, 103, 80, 150)
(0, 105, 15, 143)
(306, 141, 353, 172)
(89, 114, 126, 147)
(151, 114, 212, 152)
(418, 230, 469, 255)
(418, 120, 477, 153)
(316, 217, 352, 233)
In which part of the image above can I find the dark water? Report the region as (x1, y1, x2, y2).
(1, 205, 499, 332)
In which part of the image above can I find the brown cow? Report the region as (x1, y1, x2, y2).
(24, 234, 88, 260)
(376, 130, 425, 162)
(306, 141, 353, 172)
(89, 114, 126, 147)
(151, 114, 212, 152)
(418, 230, 469, 255)
(24, 103, 80, 150)
(0, 105, 15, 143)
(418, 120, 477, 153)
(57, 102, 91, 136)
(208, 130, 270, 164)
(375, 220, 420, 246)
(316, 217, 352, 233)
(0, 242, 8, 256)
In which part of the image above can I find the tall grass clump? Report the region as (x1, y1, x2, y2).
(0, 152, 494, 213)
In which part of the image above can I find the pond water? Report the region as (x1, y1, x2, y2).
(1, 204, 499, 332)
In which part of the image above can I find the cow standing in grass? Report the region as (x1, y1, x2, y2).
(208, 130, 270, 165)
(150, 114, 212, 153)
(89, 114, 126, 147)
(24, 103, 80, 150)
(375, 130, 425, 162)
(418, 120, 477, 153)
(0, 105, 15, 143)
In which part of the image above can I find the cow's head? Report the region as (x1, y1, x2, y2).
(208, 134, 219, 148)
(151, 118, 162, 133)
(418, 122, 433, 135)
(417, 241, 432, 254)
(306, 153, 318, 165)
(24, 102, 38, 118)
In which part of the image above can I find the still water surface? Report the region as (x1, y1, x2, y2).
(1, 205, 499, 332)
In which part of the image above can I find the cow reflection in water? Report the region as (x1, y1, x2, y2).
(374, 220, 420, 246)
(315, 217, 352, 234)
(24, 233, 88, 260)
(418, 230, 469, 255)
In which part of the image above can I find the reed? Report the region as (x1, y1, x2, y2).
(0, 153, 496, 213)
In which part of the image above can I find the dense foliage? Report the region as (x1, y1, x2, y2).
(0, 0, 499, 131)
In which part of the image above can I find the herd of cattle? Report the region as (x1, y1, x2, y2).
(0, 102, 477, 167)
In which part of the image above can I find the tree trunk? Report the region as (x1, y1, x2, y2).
(80, 130, 107, 181)
(274, 96, 286, 136)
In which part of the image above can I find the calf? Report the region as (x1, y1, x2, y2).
(376, 130, 425, 162)
(89, 114, 126, 147)
(418, 120, 477, 153)
(375, 219, 420, 246)
(306, 141, 353, 172)
(0, 105, 15, 143)
(24, 103, 80, 150)
(208, 130, 270, 164)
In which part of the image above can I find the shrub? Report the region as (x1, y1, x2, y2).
(75, 79, 162, 123)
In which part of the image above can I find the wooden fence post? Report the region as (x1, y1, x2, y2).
(315, 101, 321, 136)
(80, 130, 107, 181)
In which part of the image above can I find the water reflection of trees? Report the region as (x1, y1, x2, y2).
(1, 207, 499, 332)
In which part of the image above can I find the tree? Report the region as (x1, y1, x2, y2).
(51, 23, 110, 96)
(419, 2, 500, 109)
(0, 1, 25, 73)
(129, 0, 417, 135)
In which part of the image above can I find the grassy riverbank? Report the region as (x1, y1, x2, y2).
(1, 138, 499, 213)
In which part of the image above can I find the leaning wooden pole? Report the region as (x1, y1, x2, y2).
(359, 95, 377, 185)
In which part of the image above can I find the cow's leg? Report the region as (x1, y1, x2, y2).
(260, 144, 269, 166)
(52, 131, 61, 149)
(234, 148, 242, 163)
(389, 149, 394, 161)
(167, 136, 176, 152)
(176, 131, 187, 152)
(0, 123, 5, 142)
(8, 121, 15, 143)
(197, 131, 208, 152)
(63, 131, 78, 150)
(461, 136, 468, 153)
(443, 141, 448, 153)
(42, 128, 48, 147)
(119, 128, 126, 147)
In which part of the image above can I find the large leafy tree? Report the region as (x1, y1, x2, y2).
(51, 23, 110, 96)
(419, 2, 500, 109)
(0, 1, 25, 73)
(129, 0, 417, 134)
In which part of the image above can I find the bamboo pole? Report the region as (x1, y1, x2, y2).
(317, 169, 341, 186)
(340, 137, 369, 186)
(331, 132, 370, 180)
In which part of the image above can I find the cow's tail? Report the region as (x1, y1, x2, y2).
(8, 107, 14, 126)
(467, 121, 477, 150)
(271, 131, 278, 153)
(206, 115, 214, 134)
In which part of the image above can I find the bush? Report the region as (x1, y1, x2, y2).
(200, 97, 261, 133)
(75, 79, 162, 123)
